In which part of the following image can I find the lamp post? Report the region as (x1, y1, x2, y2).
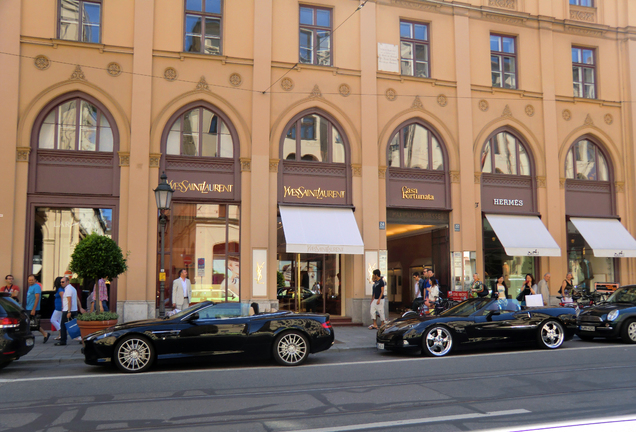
(154, 172, 174, 318)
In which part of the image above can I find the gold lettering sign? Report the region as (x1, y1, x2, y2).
(284, 186, 345, 200)
(168, 180, 233, 194)
(401, 186, 434, 201)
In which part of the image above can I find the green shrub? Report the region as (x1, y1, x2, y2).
(77, 311, 119, 322)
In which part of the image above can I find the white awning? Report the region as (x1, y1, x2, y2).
(279, 206, 364, 255)
(485, 214, 561, 257)
(570, 217, 636, 258)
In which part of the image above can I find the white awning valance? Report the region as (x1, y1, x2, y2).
(570, 217, 636, 258)
(485, 214, 561, 257)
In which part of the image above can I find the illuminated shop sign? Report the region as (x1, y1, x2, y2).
(493, 198, 524, 207)
(402, 186, 434, 201)
(168, 180, 233, 194)
(283, 186, 345, 200)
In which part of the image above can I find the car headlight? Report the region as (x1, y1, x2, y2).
(607, 310, 619, 321)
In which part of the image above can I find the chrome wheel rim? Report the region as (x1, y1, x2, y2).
(117, 338, 151, 371)
(628, 322, 636, 341)
(541, 321, 564, 348)
(277, 333, 307, 365)
(425, 327, 452, 356)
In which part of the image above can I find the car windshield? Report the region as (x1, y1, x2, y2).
(478, 299, 522, 315)
(197, 302, 251, 319)
(439, 298, 492, 317)
(607, 287, 636, 304)
(169, 302, 210, 320)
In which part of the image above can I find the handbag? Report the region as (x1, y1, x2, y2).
(65, 318, 81, 340)
(29, 313, 40, 330)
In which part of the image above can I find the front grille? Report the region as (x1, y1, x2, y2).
(579, 315, 602, 323)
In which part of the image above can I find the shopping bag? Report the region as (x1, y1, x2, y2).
(65, 318, 81, 340)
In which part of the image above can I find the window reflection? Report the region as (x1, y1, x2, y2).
(388, 121, 445, 171)
(565, 139, 609, 181)
(166, 107, 234, 158)
(481, 132, 530, 176)
(284, 113, 345, 163)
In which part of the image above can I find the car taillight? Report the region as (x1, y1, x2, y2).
(322, 321, 332, 329)
(0, 317, 20, 329)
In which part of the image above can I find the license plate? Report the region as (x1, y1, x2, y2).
(376, 343, 384, 350)
(580, 325, 595, 332)
(26, 338, 34, 347)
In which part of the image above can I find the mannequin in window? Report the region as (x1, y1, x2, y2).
(580, 251, 594, 293)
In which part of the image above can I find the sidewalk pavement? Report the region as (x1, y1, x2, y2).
(16, 324, 382, 366)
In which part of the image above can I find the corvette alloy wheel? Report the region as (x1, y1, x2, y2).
(538, 320, 564, 349)
(422, 326, 453, 357)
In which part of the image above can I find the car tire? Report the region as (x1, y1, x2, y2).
(578, 334, 594, 342)
(0, 360, 12, 370)
(537, 320, 565, 349)
(620, 319, 636, 344)
(273, 331, 309, 366)
(421, 326, 453, 357)
(113, 335, 155, 373)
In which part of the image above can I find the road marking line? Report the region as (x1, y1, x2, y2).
(280, 409, 531, 432)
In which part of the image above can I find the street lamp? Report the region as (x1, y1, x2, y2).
(154, 171, 174, 318)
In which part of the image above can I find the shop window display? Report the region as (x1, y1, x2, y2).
(567, 221, 615, 292)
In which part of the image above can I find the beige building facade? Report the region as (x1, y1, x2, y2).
(2, 0, 636, 324)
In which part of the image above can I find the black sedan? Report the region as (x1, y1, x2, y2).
(83, 301, 334, 373)
(576, 285, 636, 343)
(377, 298, 577, 357)
(0, 293, 35, 369)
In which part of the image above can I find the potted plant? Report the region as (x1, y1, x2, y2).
(69, 232, 128, 338)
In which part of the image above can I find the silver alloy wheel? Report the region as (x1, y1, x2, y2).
(117, 337, 152, 371)
(627, 321, 636, 342)
(276, 332, 308, 365)
(540, 321, 564, 349)
(424, 327, 452, 356)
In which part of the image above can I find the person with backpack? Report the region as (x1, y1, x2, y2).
(471, 273, 488, 298)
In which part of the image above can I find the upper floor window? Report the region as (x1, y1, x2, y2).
(490, 34, 517, 89)
(565, 139, 608, 181)
(570, 0, 593, 6)
(166, 107, 233, 157)
(388, 123, 444, 170)
(184, 0, 222, 55)
(299, 5, 332, 66)
(400, 21, 429, 78)
(572, 46, 596, 99)
(59, 0, 101, 43)
(39, 98, 113, 152)
(481, 131, 530, 176)
(283, 114, 344, 163)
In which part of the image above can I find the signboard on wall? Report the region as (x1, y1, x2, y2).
(378, 43, 400, 73)
(365, 251, 378, 296)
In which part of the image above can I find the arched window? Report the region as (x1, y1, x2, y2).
(388, 122, 444, 170)
(38, 98, 114, 152)
(481, 131, 530, 175)
(166, 107, 234, 158)
(565, 139, 609, 181)
(282, 113, 345, 163)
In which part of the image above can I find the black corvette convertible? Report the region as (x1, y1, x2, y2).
(83, 301, 334, 372)
(377, 298, 577, 357)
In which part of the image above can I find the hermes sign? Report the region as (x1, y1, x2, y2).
(402, 186, 434, 201)
(493, 198, 524, 207)
(169, 180, 233, 194)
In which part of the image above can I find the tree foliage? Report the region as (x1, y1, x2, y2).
(69, 233, 128, 281)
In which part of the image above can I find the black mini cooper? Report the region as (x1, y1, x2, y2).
(576, 285, 636, 343)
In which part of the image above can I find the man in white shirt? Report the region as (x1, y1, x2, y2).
(537, 273, 551, 306)
(172, 269, 192, 311)
(55, 276, 79, 346)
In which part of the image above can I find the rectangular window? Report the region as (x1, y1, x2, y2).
(490, 34, 517, 89)
(572, 46, 596, 99)
(400, 20, 430, 78)
(184, 0, 222, 55)
(59, 0, 102, 43)
(569, 0, 593, 6)
(299, 5, 332, 66)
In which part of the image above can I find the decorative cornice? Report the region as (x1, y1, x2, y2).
(118, 151, 130, 167)
(569, 5, 596, 23)
(352, 164, 362, 177)
(378, 166, 387, 180)
(474, 172, 482, 184)
(615, 181, 624, 193)
(240, 157, 251, 172)
(70, 65, 85, 80)
(488, 0, 516, 10)
(16, 147, 31, 162)
(537, 176, 546, 188)
(450, 171, 460, 184)
(564, 25, 605, 37)
(149, 153, 161, 168)
(390, 0, 441, 11)
(196, 76, 209, 91)
(269, 159, 279, 173)
(481, 12, 526, 25)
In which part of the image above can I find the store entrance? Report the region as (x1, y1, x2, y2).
(385, 209, 450, 312)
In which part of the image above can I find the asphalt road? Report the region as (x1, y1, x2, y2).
(1, 338, 636, 432)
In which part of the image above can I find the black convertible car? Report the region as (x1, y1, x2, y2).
(576, 285, 636, 343)
(83, 301, 334, 373)
(377, 298, 577, 357)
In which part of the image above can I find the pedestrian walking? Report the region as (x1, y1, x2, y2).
(471, 273, 487, 298)
(50, 277, 64, 337)
(172, 269, 192, 311)
(560, 272, 574, 303)
(26, 275, 50, 343)
(2, 275, 19, 300)
(411, 272, 425, 311)
(518, 274, 537, 306)
(91, 278, 109, 312)
(537, 273, 551, 306)
(368, 269, 386, 329)
(55, 276, 80, 346)
(491, 275, 509, 300)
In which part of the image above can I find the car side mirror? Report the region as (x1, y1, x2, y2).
(188, 312, 199, 321)
(486, 310, 500, 321)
